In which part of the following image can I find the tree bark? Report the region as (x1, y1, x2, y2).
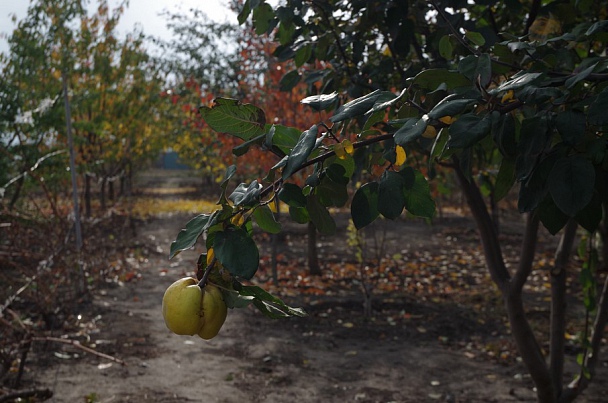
(84, 174, 91, 218)
(550, 220, 578, 398)
(307, 221, 321, 275)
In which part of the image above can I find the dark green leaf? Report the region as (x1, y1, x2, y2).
(439, 35, 453, 59)
(448, 113, 491, 149)
(218, 165, 237, 205)
(576, 192, 602, 233)
(239, 285, 307, 318)
(317, 176, 349, 207)
(458, 54, 491, 87)
(548, 156, 595, 217)
(200, 98, 266, 141)
(378, 171, 406, 219)
(492, 113, 517, 157)
(266, 124, 301, 156)
(169, 214, 212, 259)
(495, 72, 543, 92)
(288, 206, 309, 223)
(565, 62, 598, 88)
(233, 133, 266, 156)
(588, 88, 608, 126)
(253, 205, 282, 234)
(465, 31, 486, 46)
(404, 170, 435, 219)
(394, 117, 428, 146)
(237, 0, 251, 25)
(330, 90, 383, 123)
(253, 3, 274, 35)
(556, 110, 586, 146)
(229, 180, 262, 207)
(279, 183, 307, 207)
(282, 125, 318, 180)
(280, 69, 301, 92)
(516, 116, 550, 181)
(427, 95, 476, 120)
(301, 92, 339, 111)
(306, 194, 336, 235)
(494, 157, 516, 202)
(410, 69, 472, 90)
(295, 43, 313, 67)
(214, 227, 260, 279)
(538, 196, 569, 235)
(351, 182, 379, 229)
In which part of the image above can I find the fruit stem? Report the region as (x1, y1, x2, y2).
(198, 258, 216, 289)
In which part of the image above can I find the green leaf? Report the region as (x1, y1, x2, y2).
(200, 98, 266, 141)
(253, 205, 282, 234)
(439, 35, 453, 59)
(492, 113, 517, 157)
(538, 196, 569, 235)
(330, 90, 383, 123)
(576, 192, 602, 233)
(410, 69, 472, 90)
(253, 2, 274, 35)
(288, 206, 309, 223)
(429, 127, 450, 164)
(266, 124, 301, 156)
(239, 285, 307, 318)
(279, 183, 307, 207)
(495, 72, 543, 92)
(300, 92, 339, 111)
(214, 227, 260, 280)
(317, 176, 349, 207)
(588, 88, 608, 126)
(378, 171, 406, 219)
(280, 69, 301, 92)
(237, 0, 251, 25)
(404, 170, 436, 219)
(295, 43, 313, 67)
(494, 157, 516, 202)
(218, 165, 237, 205)
(448, 113, 491, 149)
(306, 194, 336, 235)
(229, 180, 262, 207)
(458, 54, 491, 87)
(427, 95, 476, 120)
(465, 30, 486, 46)
(556, 110, 586, 146)
(565, 62, 598, 88)
(282, 125, 318, 180)
(548, 156, 595, 217)
(170, 213, 215, 259)
(351, 182, 379, 229)
(394, 117, 428, 146)
(516, 116, 550, 182)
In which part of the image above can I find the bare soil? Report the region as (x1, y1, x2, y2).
(20, 170, 608, 402)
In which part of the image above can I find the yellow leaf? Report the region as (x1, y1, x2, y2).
(395, 145, 406, 167)
(501, 90, 515, 103)
(334, 143, 346, 159)
(439, 116, 455, 125)
(422, 125, 438, 139)
(343, 139, 354, 155)
(207, 248, 215, 266)
(529, 14, 561, 42)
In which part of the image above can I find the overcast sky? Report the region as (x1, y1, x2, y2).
(0, 0, 239, 55)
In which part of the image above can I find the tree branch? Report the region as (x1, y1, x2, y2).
(525, 0, 542, 36)
(452, 156, 510, 291)
(511, 213, 540, 292)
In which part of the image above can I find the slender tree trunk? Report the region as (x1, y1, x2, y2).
(271, 199, 280, 285)
(307, 221, 321, 275)
(550, 220, 578, 398)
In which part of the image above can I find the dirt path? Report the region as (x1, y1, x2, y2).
(28, 171, 607, 403)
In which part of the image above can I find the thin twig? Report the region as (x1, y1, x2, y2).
(31, 336, 126, 366)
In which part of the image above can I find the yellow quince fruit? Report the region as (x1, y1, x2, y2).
(161, 277, 228, 339)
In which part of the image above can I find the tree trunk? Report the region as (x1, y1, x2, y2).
(108, 179, 114, 202)
(307, 221, 321, 275)
(8, 175, 24, 211)
(271, 199, 280, 285)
